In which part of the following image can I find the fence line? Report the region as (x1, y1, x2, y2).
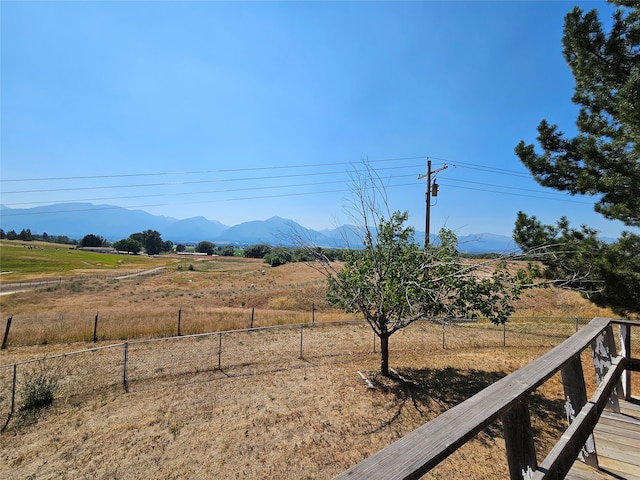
(0, 305, 590, 349)
(0, 273, 133, 290)
(1, 305, 334, 347)
(0, 317, 596, 433)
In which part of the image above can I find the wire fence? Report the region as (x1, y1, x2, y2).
(0, 270, 153, 291)
(0, 316, 601, 433)
(0, 305, 329, 347)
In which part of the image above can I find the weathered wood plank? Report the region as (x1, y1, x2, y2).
(502, 398, 537, 480)
(566, 398, 640, 480)
(620, 397, 640, 415)
(600, 410, 640, 428)
(561, 355, 598, 468)
(594, 421, 640, 441)
(619, 324, 631, 400)
(532, 403, 601, 480)
(591, 325, 621, 413)
(592, 437, 640, 465)
(596, 456, 640, 480)
(566, 461, 623, 480)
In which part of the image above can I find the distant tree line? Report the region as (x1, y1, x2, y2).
(0, 228, 77, 245)
(111, 230, 173, 255)
(1, 228, 509, 263)
(243, 243, 349, 267)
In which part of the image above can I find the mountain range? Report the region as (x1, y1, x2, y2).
(0, 203, 521, 254)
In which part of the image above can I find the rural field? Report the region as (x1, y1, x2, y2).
(0, 239, 635, 479)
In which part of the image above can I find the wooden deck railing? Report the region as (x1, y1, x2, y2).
(335, 317, 640, 480)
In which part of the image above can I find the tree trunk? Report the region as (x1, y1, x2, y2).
(380, 333, 390, 376)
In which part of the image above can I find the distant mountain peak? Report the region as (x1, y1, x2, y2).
(0, 202, 518, 253)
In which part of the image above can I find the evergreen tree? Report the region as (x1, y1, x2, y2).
(515, 1, 639, 226)
(514, 1, 640, 316)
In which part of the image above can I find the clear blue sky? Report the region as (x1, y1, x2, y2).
(1, 0, 631, 238)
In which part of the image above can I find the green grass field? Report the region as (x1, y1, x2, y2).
(0, 239, 172, 277)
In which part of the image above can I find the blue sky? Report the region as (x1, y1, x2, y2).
(1, 0, 631, 238)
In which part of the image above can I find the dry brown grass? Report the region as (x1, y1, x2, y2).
(2, 321, 636, 480)
(0, 256, 615, 347)
(0, 255, 632, 479)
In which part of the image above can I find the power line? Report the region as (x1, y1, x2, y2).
(1, 179, 594, 217)
(2, 168, 584, 208)
(0, 154, 596, 217)
(441, 177, 582, 198)
(0, 155, 427, 183)
(0, 163, 425, 195)
(0, 174, 416, 207)
(437, 182, 593, 204)
(427, 157, 532, 178)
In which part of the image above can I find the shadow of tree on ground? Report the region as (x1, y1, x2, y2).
(366, 366, 567, 446)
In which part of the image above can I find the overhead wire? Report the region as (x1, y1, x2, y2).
(0, 154, 593, 215)
(0, 155, 426, 183)
(0, 163, 424, 195)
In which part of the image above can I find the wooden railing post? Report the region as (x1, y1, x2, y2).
(501, 398, 537, 480)
(619, 323, 631, 400)
(560, 356, 598, 468)
(590, 324, 622, 412)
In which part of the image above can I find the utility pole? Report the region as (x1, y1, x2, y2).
(418, 158, 447, 248)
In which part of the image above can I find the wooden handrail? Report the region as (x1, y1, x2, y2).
(334, 317, 639, 480)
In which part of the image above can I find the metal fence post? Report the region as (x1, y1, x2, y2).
(122, 342, 129, 393)
(299, 324, 304, 359)
(217, 332, 222, 369)
(2, 316, 13, 350)
(93, 311, 99, 343)
(503, 321, 506, 347)
(1, 363, 17, 432)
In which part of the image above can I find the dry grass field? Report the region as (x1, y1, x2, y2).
(0, 243, 635, 479)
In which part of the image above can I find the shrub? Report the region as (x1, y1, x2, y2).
(245, 243, 271, 258)
(264, 247, 292, 267)
(20, 360, 59, 411)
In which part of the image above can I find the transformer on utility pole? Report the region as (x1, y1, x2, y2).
(418, 158, 447, 248)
